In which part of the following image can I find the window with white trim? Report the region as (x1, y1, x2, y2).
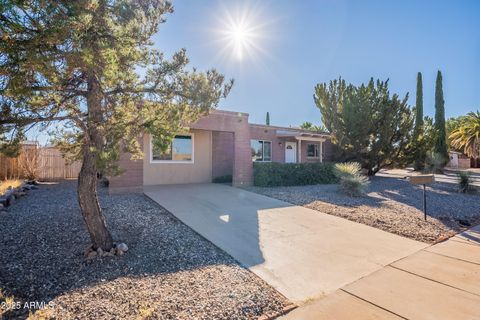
(307, 143, 320, 158)
(251, 140, 272, 162)
(151, 134, 193, 162)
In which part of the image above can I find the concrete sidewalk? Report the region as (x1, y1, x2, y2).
(145, 183, 426, 303)
(282, 225, 480, 319)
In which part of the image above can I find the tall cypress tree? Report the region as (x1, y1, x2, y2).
(413, 72, 424, 170)
(434, 70, 449, 166)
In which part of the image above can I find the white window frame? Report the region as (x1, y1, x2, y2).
(150, 133, 195, 164)
(251, 140, 272, 162)
(306, 143, 320, 159)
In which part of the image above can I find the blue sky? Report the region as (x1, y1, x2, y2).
(154, 0, 480, 127)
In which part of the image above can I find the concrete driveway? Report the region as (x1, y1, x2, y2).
(145, 183, 426, 303)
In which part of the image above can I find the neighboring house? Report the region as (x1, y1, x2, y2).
(447, 151, 473, 169)
(109, 110, 333, 192)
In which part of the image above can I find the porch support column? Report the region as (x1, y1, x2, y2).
(320, 141, 323, 163)
(298, 139, 302, 163)
(232, 117, 253, 186)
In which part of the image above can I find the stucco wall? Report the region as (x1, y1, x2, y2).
(191, 111, 252, 186)
(109, 138, 144, 193)
(143, 129, 213, 185)
(212, 131, 234, 178)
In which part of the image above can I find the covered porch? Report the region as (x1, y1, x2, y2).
(276, 130, 329, 164)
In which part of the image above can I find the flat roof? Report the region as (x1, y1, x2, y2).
(250, 123, 329, 136)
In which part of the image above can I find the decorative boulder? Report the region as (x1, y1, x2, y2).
(6, 195, 15, 207)
(116, 243, 128, 255)
(14, 191, 26, 199)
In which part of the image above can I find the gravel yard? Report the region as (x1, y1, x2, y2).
(247, 176, 480, 244)
(0, 181, 290, 319)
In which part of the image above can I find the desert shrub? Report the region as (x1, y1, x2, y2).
(334, 162, 369, 196)
(253, 162, 337, 187)
(458, 171, 473, 193)
(334, 162, 362, 178)
(0, 179, 22, 195)
(212, 175, 232, 183)
(20, 147, 40, 181)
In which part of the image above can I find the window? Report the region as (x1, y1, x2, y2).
(307, 143, 320, 158)
(251, 140, 272, 162)
(151, 134, 193, 162)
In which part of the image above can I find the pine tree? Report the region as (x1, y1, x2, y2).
(266, 112, 270, 125)
(314, 78, 413, 175)
(413, 72, 425, 170)
(434, 70, 449, 167)
(0, 1, 232, 250)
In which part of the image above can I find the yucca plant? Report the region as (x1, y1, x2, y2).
(458, 171, 473, 193)
(334, 162, 369, 196)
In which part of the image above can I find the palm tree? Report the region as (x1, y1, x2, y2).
(449, 111, 480, 166)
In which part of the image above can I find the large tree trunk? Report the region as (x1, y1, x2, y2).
(78, 146, 113, 250)
(77, 70, 113, 251)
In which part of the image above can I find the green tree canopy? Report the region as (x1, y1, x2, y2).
(299, 121, 327, 133)
(446, 115, 468, 151)
(0, 0, 232, 250)
(449, 111, 480, 159)
(434, 70, 449, 166)
(314, 78, 413, 175)
(413, 72, 426, 170)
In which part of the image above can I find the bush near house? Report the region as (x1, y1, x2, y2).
(253, 162, 337, 187)
(212, 175, 233, 183)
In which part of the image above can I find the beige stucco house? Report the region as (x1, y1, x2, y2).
(109, 110, 333, 192)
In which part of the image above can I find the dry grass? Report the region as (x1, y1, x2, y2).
(0, 179, 22, 195)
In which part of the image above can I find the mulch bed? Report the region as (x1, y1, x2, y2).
(0, 181, 290, 319)
(247, 176, 480, 244)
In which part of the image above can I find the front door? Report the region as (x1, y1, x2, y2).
(285, 142, 297, 163)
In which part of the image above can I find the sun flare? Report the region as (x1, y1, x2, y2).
(226, 22, 253, 60)
(215, 4, 268, 63)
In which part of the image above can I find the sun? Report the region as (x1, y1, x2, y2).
(215, 4, 268, 63)
(226, 22, 254, 61)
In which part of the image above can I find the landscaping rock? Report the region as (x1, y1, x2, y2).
(0, 203, 5, 211)
(14, 191, 26, 198)
(103, 250, 115, 257)
(0, 180, 290, 319)
(3, 189, 14, 198)
(6, 195, 15, 207)
(86, 251, 97, 261)
(247, 175, 480, 244)
(116, 242, 128, 254)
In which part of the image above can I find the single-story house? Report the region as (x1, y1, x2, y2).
(109, 110, 333, 192)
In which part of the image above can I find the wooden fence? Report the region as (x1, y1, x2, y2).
(0, 144, 81, 181)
